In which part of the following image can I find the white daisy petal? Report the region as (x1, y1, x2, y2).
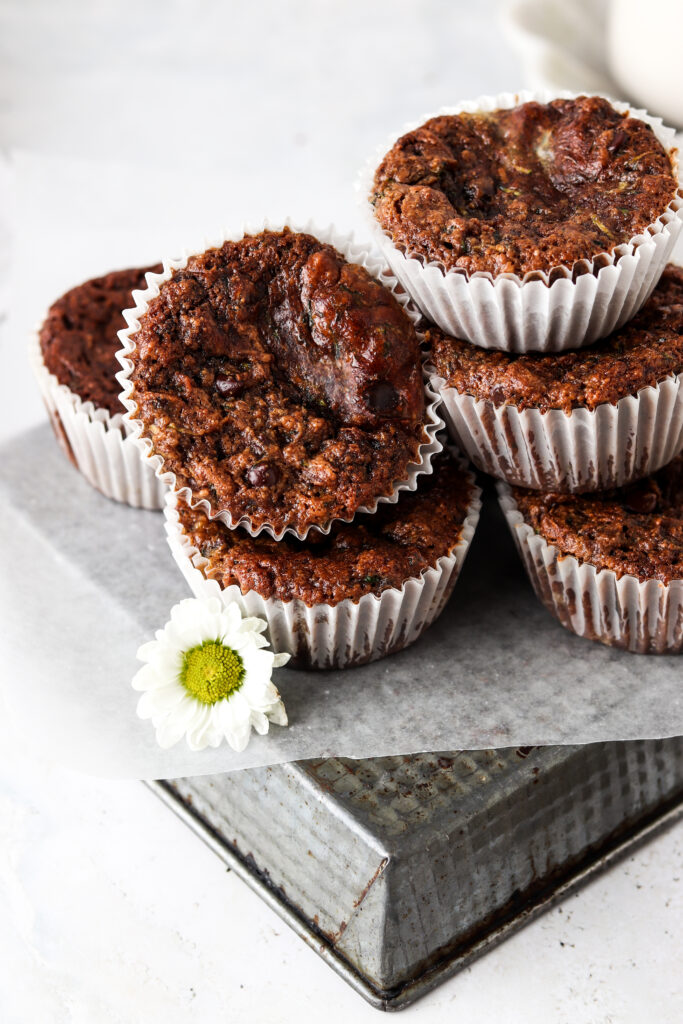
(272, 652, 291, 668)
(224, 630, 254, 652)
(169, 694, 202, 732)
(152, 650, 184, 681)
(205, 596, 225, 617)
(169, 599, 199, 630)
(136, 692, 157, 720)
(250, 710, 270, 735)
(224, 688, 252, 725)
(153, 695, 200, 747)
(186, 705, 214, 751)
(266, 700, 288, 727)
(136, 639, 161, 664)
(168, 700, 204, 744)
(240, 677, 278, 711)
(218, 602, 243, 635)
(213, 696, 241, 735)
(202, 715, 225, 749)
(234, 634, 272, 656)
(137, 684, 184, 721)
(201, 603, 230, 634)
(241, 647, 275, 676)
(245, 632, 271, 650)
(173, 624, 211, 652)
(142, 682, 186, 714)
(131, 663, 162, 692)
(226, 723, 252, 753)
(238, 616, 269, 635)
(155, 715, 191, 749)
(169, 598, 219, 649)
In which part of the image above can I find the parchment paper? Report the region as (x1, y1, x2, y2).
(2, 425, 681, 779)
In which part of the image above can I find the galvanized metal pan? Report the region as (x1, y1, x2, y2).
(148, 739, 683, 1010)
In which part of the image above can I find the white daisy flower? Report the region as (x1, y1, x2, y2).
(132, 597, 290, 752)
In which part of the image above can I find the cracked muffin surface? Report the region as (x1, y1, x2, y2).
(126, 229, 428, 535)
(372, 96, 677, 278)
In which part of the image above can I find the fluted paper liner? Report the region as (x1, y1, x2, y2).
(29, 331, 167, 509)
(497, 482, 683, 654)
(116, 220, 444, 541)
(164, 461, 482, 670)
(430, 364, 683, 492)
(359, 90, 683, 352)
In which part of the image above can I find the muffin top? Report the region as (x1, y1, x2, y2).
(126, 229, 428, 537)
(39, 265, 161, 416)
(429, 264, 683, 413)
(177, 451, 475, 605)
(372, 96, 677, 278)
(511, 455, 683, 584)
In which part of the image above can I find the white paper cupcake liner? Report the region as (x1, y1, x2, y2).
(116, 219, 444, 541)
(163, 460, 482, 670)
(429, 364, 683, 492)
(28, 330, 167, 509)
(358, 90, 683, 353)
(497, 482, 683, 654)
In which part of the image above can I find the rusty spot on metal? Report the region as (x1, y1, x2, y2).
(326, 857, 390, 945)
(353, 857, 389, 909)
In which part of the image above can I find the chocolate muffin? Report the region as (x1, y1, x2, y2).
(499, 460, 683, 653)
(429, 264, 683, 413)
(511, 456, 683, 585)
(176, 450, 476, 605)
(122, 229, 435, 538)
(32, 264, 168, 509)
(372, 95, 678, 278)
(39, 265, 161, 416)
(427, 264, 683, 493)
(167, 449, 481, 668)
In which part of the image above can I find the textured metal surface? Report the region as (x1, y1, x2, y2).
(153, 739, 683, 1009)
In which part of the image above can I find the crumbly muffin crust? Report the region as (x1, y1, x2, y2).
(127, 229, 428, 535)
(372, 96, 677, 278)
(429, 265, 683, 413)
(39, 265, 161, 416)
(177, 451, 475, 605)
(512, 455, 683, 583)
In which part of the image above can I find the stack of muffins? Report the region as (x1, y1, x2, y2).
(32, 90, 683, 665)
(367, 91, 683, 654)
(33, 226, 481, 669)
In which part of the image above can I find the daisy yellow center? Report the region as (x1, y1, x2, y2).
(180, 640, 244, 704)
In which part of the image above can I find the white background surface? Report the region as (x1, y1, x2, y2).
(1, 1, 682, 1020)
